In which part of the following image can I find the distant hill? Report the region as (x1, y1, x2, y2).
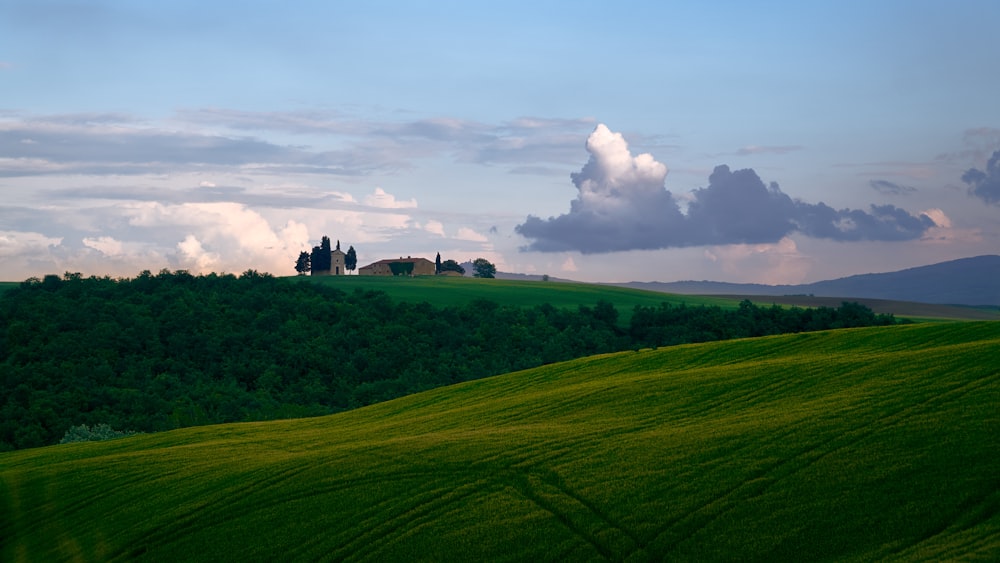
(616, 255, 1000, 306)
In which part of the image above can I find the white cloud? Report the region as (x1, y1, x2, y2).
(561, 256, 578, 272)
(176, 234, 220, 273)
(423, 220, 445, 236)
(455, 227, 488, 242)
(576, 124, 669, 211)
(0, 230, 62, 258)
(82, 236, 124, 256)
(124, 201, 312, 274)
(364, 187, 417, 209)
(921, 208, 951, 228)
(918, 208, 983, 245)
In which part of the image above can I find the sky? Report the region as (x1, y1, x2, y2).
(2, 0, 999, 284)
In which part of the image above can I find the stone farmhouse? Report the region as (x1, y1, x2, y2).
(359, 256, 436, 276)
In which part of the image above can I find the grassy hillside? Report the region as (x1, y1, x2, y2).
(3, 322, 998, 561)
(297, 274, 733, 320)
(302, 274, 993, 321)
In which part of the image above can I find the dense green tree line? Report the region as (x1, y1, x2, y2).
(628, 299, 899, 347)
(0, 271, 900, 450)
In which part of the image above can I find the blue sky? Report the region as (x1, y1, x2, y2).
(2, 0, 998, 283)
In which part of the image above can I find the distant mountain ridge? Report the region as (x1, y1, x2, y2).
(613, 255, 1000, 307)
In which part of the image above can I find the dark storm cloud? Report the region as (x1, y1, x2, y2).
(516, 125, 936, 254)
(961, 150, 1000, 205)
(869, 179, 917, 195)
(684, 165, 799, 245)
(793, 201, 934, 241)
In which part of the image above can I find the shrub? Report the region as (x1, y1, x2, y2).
(59, 424, 143, 444)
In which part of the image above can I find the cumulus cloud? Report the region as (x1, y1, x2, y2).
(917, 208, 982, 245)
(423, 220, 445, 236)
(82, 236, 124, 256)
(176, 235, 220, 273)
(921, 208, 951, 229)
(124, 201, 311, 274)
(517, 124, 935, 253)
(516, 124, 687, 252)
(364, 187, 417, 209)
(0, 230, 62, 258)
(455, 227, 488, 242)
(961, 150, 1000, 205)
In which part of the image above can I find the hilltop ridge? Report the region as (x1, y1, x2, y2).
(615, 255, 1000, 306)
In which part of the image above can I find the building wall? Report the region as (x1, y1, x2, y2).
(359, 262, 392, 276)
(312, 249, 347, 275)
(331, 249, 346, 276)
(359, 257, 436, 276)
(411, 259, 435, 276)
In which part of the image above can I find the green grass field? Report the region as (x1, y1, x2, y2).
(296, 274, 995, 321)
(3, 322, 998, 561)
(294, 274, 734, 321)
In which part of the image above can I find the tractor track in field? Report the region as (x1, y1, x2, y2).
(645, 368, 1000, 559)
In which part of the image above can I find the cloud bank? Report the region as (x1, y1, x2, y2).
(0, 111, 598, 181)
(516, 125, 935, 253)
(962, 150, 1000, 205)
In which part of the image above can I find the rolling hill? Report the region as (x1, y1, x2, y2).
(618, 254, 1000, 307)
(3, 322, 998, 561)
(297, 274, 733, 319)
(300, 273, 995, 321)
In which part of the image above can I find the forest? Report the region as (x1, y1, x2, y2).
(0, 270, 900, 451)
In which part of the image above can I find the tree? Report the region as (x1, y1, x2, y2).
(435, 252, 442, 274)
(310, 236, 332, 275)
(294, 251, 311, 275)
(472, 258, 496, 279)
(345, 246, 357, 274)
(440, 260, 465, 275)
